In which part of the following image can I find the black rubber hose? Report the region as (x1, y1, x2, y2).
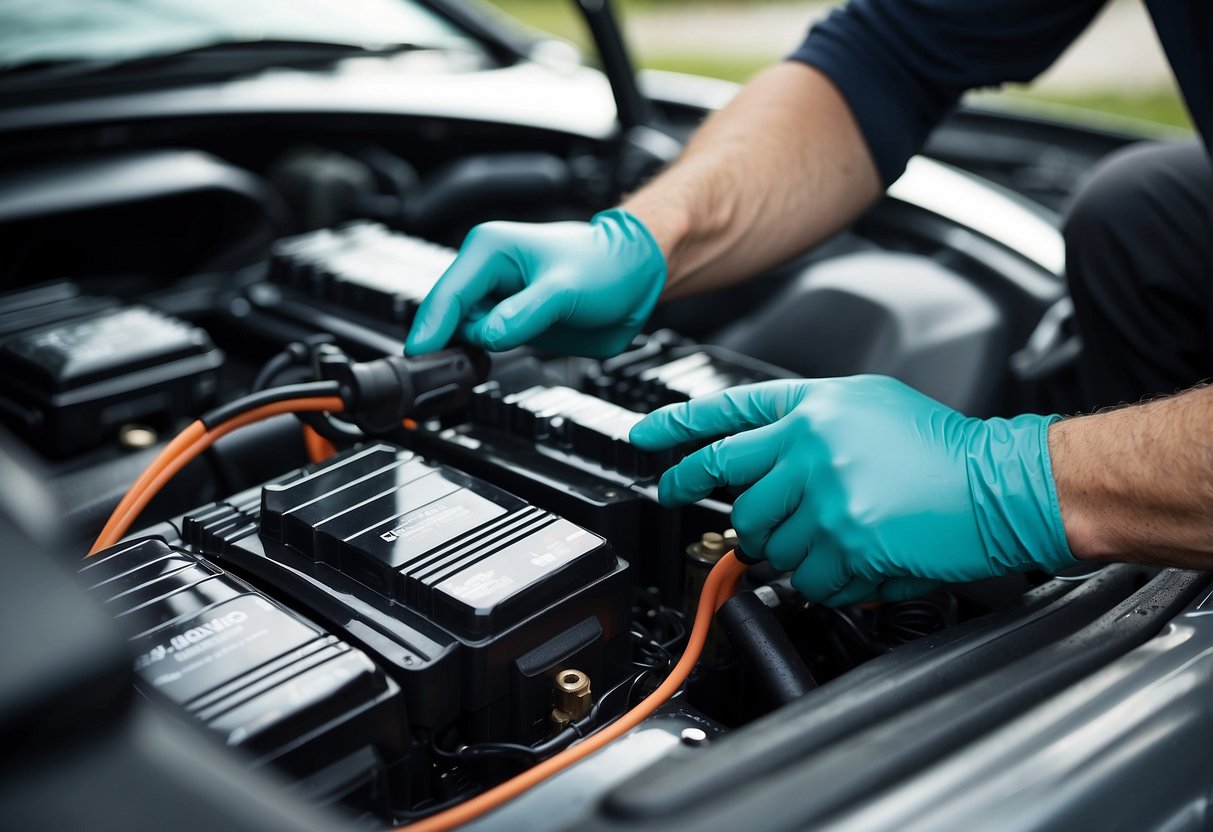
(716, 591, 816, 707)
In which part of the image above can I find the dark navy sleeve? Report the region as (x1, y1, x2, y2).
(789, 0, 1107, 185)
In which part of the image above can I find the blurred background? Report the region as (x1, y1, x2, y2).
(481, 0, 1192, 131)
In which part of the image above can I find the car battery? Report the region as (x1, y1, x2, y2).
(176, 443, 631, 745)
(0, 282, 223, 456)
(80, 536, 405, 811)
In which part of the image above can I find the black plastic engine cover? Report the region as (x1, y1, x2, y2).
(0, 281, 222, 456)
(81, 537, 405, 812)
(178, 444, 631, 746)
(402, 334, 789, 601)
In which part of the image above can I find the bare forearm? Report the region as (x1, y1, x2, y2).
(621, 62, 882, 300)
(1050, 385, 1213, 569)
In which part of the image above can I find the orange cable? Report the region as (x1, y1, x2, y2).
(90, 420, 206, 555)
(303, 425, 338, 464)
(89, 396, 344, 555)
(399, 550, 749, 832)
(302, 417, 417, 464)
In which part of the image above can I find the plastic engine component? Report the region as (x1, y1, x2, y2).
(81, 537, 405, 813)
(178, 443, 631, 748)
(588, 335, 792, 413)
(712, 251, 1006, 416)
(269, 222, 453, 325)
(0, 281, 222, 455)
(401, 340, 758, 595)
(470, 381, 676, 479)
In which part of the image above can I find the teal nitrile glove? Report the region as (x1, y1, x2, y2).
(629, 376, 1077, 606)
(404, 208, 666, 358)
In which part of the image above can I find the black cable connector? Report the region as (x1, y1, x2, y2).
(732, 546, 763, 566)
(315, 344, 490, 434)
(250, 335, 335, 393)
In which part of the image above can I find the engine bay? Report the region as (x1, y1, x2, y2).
(7, 84, 1196, 826)
(3, 198, 1031, 825)
(5, 0, 1213, 822)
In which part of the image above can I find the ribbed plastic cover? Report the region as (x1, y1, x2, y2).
(260, 444, 616, 637)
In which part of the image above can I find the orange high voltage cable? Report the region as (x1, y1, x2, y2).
(400, 550, 749, 832)
(302, 425, 338, 464)
(302, 418, 416, 464)
(89, 396, 343, 555)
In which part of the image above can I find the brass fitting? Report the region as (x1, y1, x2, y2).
(685, 529, 740, 666)
(550, 669, 592, 731)
(685, 530, 734, 618)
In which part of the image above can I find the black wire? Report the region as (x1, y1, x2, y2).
(631, 629, 675, 670)
(631, 589, 687, 655)
(251, 336, 338, 393)
(657, 617, 687, 650)
(270, 343, 366, 445)
(433, 740, 544, 762)
(623, 619, 680, 707)
(247, 337, 362, 444)
(297, 408, 368, 443)
(589, 673, 640, 721)
(199, 380, 342, 428)
(433, 674, 639, 764)
(393, 785, 486, 823)
(435, 721, 588, 762)
(624, 667, 658, 707)
(202, 345, 328, 483)
(250, 345, 307, 393)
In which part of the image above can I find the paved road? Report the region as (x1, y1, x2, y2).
(627, 0, 1173, 92)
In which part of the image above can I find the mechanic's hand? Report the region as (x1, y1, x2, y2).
(404, 208, 666, 358)
(629, 376, 1076, 606)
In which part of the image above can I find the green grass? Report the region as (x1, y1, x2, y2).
(485, 0, 587, 42)
(1010, 89, 1192, 130)
(488, 0, 765, 34)
(639, 53, 770, 83)
(485, 0, 1194, 128)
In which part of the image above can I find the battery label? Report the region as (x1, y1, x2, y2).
(132, 594, 319, 704)
(435, 519, 599, 611)
(349, 486, 507, 569)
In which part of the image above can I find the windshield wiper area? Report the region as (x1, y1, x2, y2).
(0, 39, 425, 92)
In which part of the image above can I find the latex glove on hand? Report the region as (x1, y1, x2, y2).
(629, 376, 1077, 606)
(404, 208, 665, 358)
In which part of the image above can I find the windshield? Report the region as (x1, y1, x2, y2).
(0, 0, 477, 71)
